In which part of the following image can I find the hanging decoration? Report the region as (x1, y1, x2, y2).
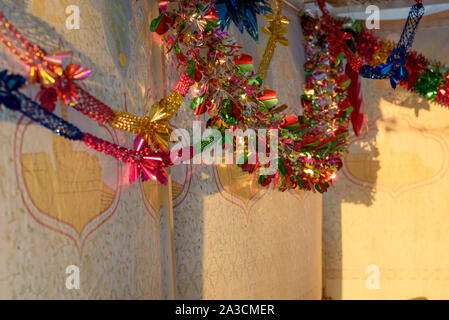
(153, 0, 353, 192)
(0, 12, 192, 150)
(152, 0, 262, 121)
(215, 0, 271, 42)
(314, 0, 449, 139)
(346, 62, 364, 136)
(0, 0, 361, 192)
(315, 0, 363, 73)
(0, 70, 183, 185)
(359, 1, 425, 89)
(257, 0, 290, 80)
(108, 91, 183, 151)
(315, 0, 449, 109)
(315, 0, 365, 136)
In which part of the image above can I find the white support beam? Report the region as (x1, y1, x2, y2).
(302, 0, 449, 20)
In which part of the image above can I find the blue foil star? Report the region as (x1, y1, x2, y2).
(360, 48, 409, 89)
(215, 0, 271, 42)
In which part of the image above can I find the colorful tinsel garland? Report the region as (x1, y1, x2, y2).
(0, 0, 362, 192)
(153, 0, 353, 192)
(0, 12, 193, 152)
(358, 2, 425, 89)
(313, 1, 449, 109)
(355, 19, 449, 106)
(0, 70, 190, 185)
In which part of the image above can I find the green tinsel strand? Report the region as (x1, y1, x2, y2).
(415, 65, 446, 100)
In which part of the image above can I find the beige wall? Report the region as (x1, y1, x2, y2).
(0, 0, 323, 300)
(0, 0, 169, 299)
(170, 4, 323, 300)
(324, 11, 449, 300)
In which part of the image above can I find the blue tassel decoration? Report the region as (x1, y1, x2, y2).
(215, 0, 271, 42)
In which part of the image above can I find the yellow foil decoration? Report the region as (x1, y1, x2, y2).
(372, 40, 395, 66)
(109, 91, 183, 151)
(257, 0, 290, 79)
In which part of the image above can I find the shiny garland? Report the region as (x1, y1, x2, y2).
(0, 1, 354, 192)
(0, 70, 180, 185)
(0, 12, 192, 151)
(314, 1, 449, 108)
(358, 2, 425, 89)
(257, 0, 290, 80)
(153, 0, 353, 192)
(356, 8, 449, 105)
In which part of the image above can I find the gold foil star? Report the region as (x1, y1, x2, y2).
(257, 0, 291, 79)
(109, 91, 183, 151)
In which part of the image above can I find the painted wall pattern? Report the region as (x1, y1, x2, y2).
(0, 0, 323, 300)
(324, 11, 449, 300)
(0, 0, 166, 299)
(170, 6, 323, 300)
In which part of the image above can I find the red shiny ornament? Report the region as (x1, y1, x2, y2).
(194, 100, 210, 115)
(234, 53, 253, 66)
(231, 101, 243, 120)
(304, 61, 315, 72)
(34, 54, 91, 111)
(177, 52, 188, 65)
(155, 15, 173, 35)
(158, 1, 170, 12)
(257, 89, 277, 101)
(346, 63, 364, 136)
(280, 115, 298, 128)
(315, 0, 363, 71)
(194, 64, 203, 83)
(436, 73, 449, 107)
(36, 87, 58, 112)
(129, 135, 175, 184)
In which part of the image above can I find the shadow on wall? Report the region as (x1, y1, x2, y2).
(171, 5, 322, 300)
(323, 83, 380, 300)
(323, 59, 445, 300)
(331, 4, 449, 299)
(172, 163, 206, 300)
